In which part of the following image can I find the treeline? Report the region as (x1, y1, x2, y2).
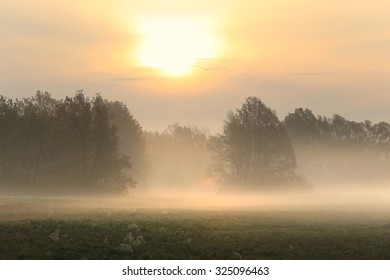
(146, 98, 390, 190)
(1, 91, 390, 194)
(285, 108, 390, 186)
(0, 91, 146, 194)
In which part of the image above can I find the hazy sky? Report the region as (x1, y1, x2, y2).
(1, 0, 390, 132)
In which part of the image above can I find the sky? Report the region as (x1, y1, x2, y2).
(1, 0, 390, 133)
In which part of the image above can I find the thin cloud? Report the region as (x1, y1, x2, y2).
(291, 72, 347, 76)
(192, 58, 232, 72)
(106, 77, 151, 82)
(292, 72, 331, 76)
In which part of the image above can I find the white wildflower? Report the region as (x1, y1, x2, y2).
(232, 251, 242, 259)
(132, 236, 145, 247)
(119, 243, 133, 253)
(128, 223, 139, 230)
(123, 232, 134, 243)
(49, 229, 60, 242)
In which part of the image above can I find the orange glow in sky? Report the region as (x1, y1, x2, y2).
(1, 0, 390, 131)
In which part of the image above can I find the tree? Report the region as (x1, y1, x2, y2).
(105, 101, 148, 184)
(284, 107, 390, 186)
(284, 108, 319, 145)
(90, 94, 134, 192)
(54, 90, 93, 187)
(0, 91, 137, 194)
(0, 95, 20, 186)
(209, 96, 302, 189)
(17, 91, 58, 186)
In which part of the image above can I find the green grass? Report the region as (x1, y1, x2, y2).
(1, 197, 390, 259)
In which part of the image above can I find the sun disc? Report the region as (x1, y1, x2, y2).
(136, 19, 219, 76)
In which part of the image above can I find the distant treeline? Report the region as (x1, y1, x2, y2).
(1, 91, 390, 194)
(285, 109, 390, 186)
(146, 98, 390, 189)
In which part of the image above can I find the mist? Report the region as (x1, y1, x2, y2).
(2, 93, 390, 198)
(2, 92, 390, 260)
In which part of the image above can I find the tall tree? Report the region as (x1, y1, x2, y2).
(0, 91, 137, 194)
(105, 101, 148, 184)
(284, 108, 319, 146)
(0, 95, 20, 186)
(90, 94, 134, 192)
(54, 90, 93, 187)
(209, 97, 302, 189)
(17, 91, 58, 186)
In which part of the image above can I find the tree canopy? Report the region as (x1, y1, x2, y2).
(209, 97, 303, 190)
(0, 91, 142, 194)
(284, 108, 390, 186)
(3, 90, 390, 194)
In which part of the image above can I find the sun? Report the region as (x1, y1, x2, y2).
(136, 19, 219, 77)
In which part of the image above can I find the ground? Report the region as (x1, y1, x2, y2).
(1, 195, 390, 260)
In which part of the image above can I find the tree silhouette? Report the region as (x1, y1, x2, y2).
(18, 91, 58, 186)
(284, 108, 319, 146)
(90, 94, 134, 191)
(58, 90, 93, 187)
(209, 97, 302, 189)
(105, 100, 148, 184)
(285, 108, 390, 186)
(0, 95, 20, 187)
(0, 91, 138, 194)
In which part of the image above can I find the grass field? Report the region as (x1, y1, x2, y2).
(1, 194, 390, 260)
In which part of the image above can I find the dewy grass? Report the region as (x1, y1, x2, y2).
(1, 210, 390, 259)
(1, 195, 390, 260)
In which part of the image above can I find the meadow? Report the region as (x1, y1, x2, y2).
(1, 194, 390, 260)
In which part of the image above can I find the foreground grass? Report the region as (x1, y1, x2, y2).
(1, 196, 390, 259)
